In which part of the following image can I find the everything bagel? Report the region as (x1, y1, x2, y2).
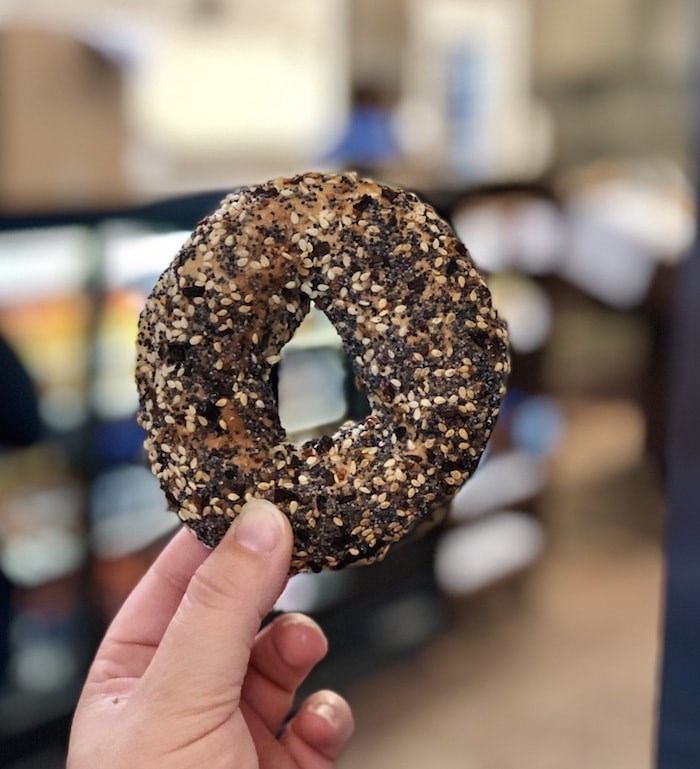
(136, 173, 509, 573)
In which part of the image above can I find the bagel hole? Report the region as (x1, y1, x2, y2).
(272, 308, 370, 444)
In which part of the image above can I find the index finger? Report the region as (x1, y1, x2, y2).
(87, 526, 211, 686)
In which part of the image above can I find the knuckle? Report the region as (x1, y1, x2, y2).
(186, 564, 236, 611)
(184, 563, 265, 629)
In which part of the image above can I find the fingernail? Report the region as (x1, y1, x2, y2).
(284, 613, 322, 631)
(235, 500, 284, 553)
(310, 700, 340, 727)
(277, 614, 328, 667)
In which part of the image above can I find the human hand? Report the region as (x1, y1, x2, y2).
(68, 499, 354, 769)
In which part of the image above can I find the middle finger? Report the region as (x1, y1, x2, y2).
(242, 612, 328, 732)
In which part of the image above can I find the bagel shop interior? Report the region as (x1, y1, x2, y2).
(0, 1, 696, 767)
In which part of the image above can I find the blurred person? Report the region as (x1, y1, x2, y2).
(0, 334, 42, 687)
(0, 334, 42, 452)
(325, 84, 401, 173)
(68, 499, 353, 769)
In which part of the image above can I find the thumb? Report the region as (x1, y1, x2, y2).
(140, 499, 293, 707)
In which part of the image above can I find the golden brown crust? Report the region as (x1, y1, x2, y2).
(136, 172, 509, 573)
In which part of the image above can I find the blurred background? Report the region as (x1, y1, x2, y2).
(0, 1, 695, 767)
